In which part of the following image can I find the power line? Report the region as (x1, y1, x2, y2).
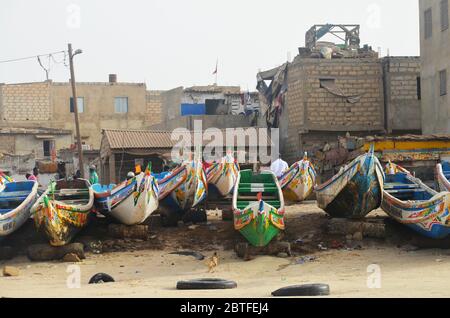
(0, 50, 66, 64)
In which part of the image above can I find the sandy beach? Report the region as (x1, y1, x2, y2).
(1, 202, 450, 298)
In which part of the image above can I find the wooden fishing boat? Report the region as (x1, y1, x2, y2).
(154, 165, 187, 202)
(92, 167, 159, 225)
(233, 170, 285, 247)
(170, 157, 208, 211)
(279, 153, 317, 203)
(206, 153, 240, 197)
(31, 179, 94, 246)
(315, 145, 384, 218)
(0, 181, 38, 237)
(382, 163, 450, 239)
(436, 161, 450, 192)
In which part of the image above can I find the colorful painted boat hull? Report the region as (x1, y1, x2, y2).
(0, 181, 38, 237)
(279, 158, 316, 203)
(169, 159, 208, 211)
(315, 147, 384, 218)
(382, 167, 450, 239)
(206, 155, 240, 197)
(233, 170, 285, 247)
(31, 179, 94, 246)
(93, 173, 159, 225)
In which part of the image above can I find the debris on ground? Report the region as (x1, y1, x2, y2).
(318, 242, 328, 250)
(3, 266, 20, 277)
(62, 253, 82, 263)
(169, 251, 205, 260)
(295, 255, 318, 265)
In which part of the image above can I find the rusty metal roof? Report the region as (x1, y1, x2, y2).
(103, 128, 274, 150)
(103, 129, 176, 149)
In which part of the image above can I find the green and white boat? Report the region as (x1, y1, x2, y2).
(232, 170, 285, 247)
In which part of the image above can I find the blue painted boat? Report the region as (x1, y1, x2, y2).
(382, 163, 450, 239)
(315, 145, 384, 218)
(0, 181, 38, 237)
(92, 181, 131, 214)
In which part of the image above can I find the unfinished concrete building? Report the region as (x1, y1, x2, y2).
(151, 85, 263, 132)
(258, 24, 421, 169)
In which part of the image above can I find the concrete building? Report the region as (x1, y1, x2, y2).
(258, 24, 422, 164)
(420, 0, 450, 134)
(151, 85, 263, 132)
(0, 75, 163, 150)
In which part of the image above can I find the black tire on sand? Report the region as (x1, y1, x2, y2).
(271, 284, 330, 297)
(177, 278, 237, 290)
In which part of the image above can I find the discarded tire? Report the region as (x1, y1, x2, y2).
(271, 284, 330, 297)
(88, 273, 115, 284)
(177, 278, 237, 290)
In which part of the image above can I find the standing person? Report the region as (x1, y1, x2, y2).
(32, 167, 40, 183)
(270, 154, 289, 178)
(89, 165, 99, 185)
(26, 173, 37, 182)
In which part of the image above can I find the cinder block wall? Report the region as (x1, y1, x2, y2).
(0, 81, 52, 123)
(146, 90, 163, 125)
(283, 57, 385, 162)
(383, 57, 421, 133)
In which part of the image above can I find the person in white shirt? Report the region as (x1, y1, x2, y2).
(270, 155, 289, 178)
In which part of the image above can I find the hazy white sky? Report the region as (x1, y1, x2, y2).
(0, 0, 420, 90)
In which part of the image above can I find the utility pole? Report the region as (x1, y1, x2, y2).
(68, 43, 85, 179)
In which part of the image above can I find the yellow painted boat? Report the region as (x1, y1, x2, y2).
(32, 179, 94, 246)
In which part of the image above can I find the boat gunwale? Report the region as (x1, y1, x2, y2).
(0, 181, 38, 221)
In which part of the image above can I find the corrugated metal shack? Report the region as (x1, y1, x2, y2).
(100, 128, 274, 184)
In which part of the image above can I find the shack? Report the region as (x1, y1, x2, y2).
(100, 129, 175, 184)
(100, 128, 275, 184)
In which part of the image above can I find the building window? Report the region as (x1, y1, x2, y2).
(70, 97, 84, 113)
(43, 140, 55, 157)
(425, 8, 433, 38)
(440, 70, 447, 96)
(442, 0, 449, 31)
(114, 97, 128, 113)
(417, 77, 421, 100)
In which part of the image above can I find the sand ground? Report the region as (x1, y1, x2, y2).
(1, 202, 450, 298)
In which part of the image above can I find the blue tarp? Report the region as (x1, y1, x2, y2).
(181, 103, 206, 116)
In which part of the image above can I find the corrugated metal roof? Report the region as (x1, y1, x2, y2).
(103, 129, 176, 149)
(103, 128, 273, 150)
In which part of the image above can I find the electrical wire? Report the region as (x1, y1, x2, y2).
(0, 50, 66, 64)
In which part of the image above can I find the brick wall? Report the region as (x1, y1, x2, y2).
(0, 82, 52, 123)
(383, 57, 421, 132)
(146, 90, 163, 125)
(283, 57, 385, 162)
